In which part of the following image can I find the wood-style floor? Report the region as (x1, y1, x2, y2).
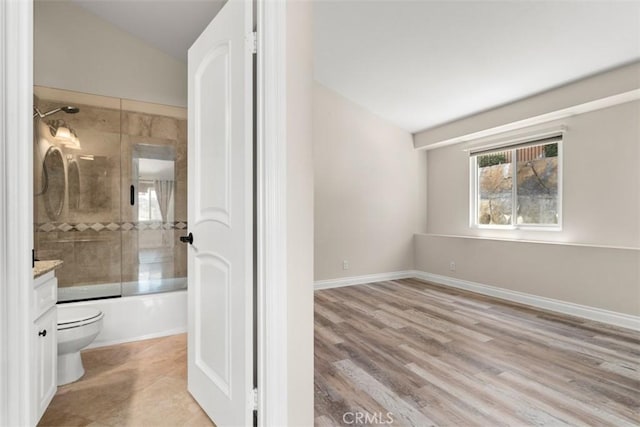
(39, 334, 214, 427)
(314, 278, 640, 426)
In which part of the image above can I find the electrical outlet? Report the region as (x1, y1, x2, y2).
(449, 261, 456, 272)
(343, 260, 349, 270)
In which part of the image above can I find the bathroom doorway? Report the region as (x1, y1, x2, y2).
(30, 0, 266, 422)
(2, 0, 307, 425)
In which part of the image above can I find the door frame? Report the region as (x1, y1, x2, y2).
(0, 0, 290, 425)
(255, 0, 288, 425)
(0, 0, 35, 425)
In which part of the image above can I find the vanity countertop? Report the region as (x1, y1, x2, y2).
(33, 260, 64, 279)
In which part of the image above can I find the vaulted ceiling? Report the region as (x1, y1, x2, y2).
(70, 1, 639, 133)
(313, 1, 640, 133)
(71, 0, 225, 61)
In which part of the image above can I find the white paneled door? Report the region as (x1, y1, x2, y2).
(186, 0, 254, 425)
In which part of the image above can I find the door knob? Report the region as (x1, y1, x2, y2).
(38, 329, 47, 337)
(180, 232, 193, 245)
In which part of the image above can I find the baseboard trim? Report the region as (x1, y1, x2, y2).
(314, 270, 640, 331)
(86, 327, 187, 350)
(314, 271, 415, 290)
(414, 271, 640, 332)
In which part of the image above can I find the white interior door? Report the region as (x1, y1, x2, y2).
(186, 0, 253, 425)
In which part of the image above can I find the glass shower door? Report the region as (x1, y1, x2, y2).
(34, 88, 188, 302)
(121, 109, 188, 296)
(34, 95, 123, 302)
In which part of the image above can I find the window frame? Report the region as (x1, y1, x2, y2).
(469, 137, 563, 231)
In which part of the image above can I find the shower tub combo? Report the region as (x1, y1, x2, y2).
(34, 86, 188, 347)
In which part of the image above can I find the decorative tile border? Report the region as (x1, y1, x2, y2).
(36, 221, 188, 232)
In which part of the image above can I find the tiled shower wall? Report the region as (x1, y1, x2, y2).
(34, 87, 187, 294)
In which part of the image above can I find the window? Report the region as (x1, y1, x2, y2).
(471, 135, 561, 228)
(138, 181, 163, 222)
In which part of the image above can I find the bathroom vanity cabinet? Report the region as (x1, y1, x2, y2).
(32, 270, 58, 424)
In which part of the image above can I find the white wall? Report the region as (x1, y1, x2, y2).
(34, 1, 187, 107)
(314, 83, 427, 280)
(286, 2, 314, 425)
(416, 67, 640, 316)
(416, 235, 640, 316)
(426, 101, 640, 247)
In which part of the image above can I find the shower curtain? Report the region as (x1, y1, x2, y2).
(154, 180, 174, 223)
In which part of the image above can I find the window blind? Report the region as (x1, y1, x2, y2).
(469, 134, 562, 157)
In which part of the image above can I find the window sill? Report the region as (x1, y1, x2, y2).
(472, 224, 562, 232)
(417, 233, 640, 251)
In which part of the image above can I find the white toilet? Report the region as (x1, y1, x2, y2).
(57, 306, 104, 385)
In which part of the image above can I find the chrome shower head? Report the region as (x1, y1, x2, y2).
(33, 105, 80, 118)
(60, 106, 79, 114)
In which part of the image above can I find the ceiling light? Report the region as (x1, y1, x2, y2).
(54, 125, 71, 142)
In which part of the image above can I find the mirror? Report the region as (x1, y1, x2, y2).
(131, 144, 177, 290)
(42, 146, 66, 220)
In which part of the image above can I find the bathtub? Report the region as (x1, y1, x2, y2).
(57, 277, 187, 302)
(58, 288, 187, 348)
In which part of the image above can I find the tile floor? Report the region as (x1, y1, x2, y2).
(38, 334, 215, 427)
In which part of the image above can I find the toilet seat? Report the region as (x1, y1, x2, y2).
(57, 306, 103, 330)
